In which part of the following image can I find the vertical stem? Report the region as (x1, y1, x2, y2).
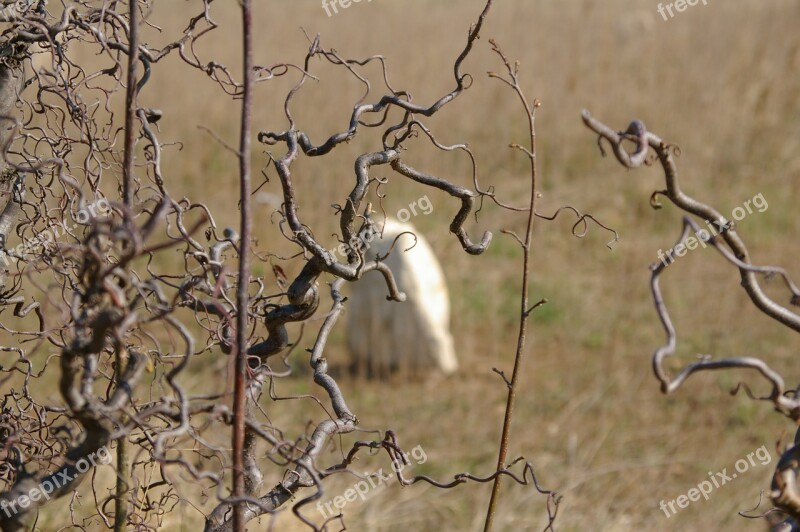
(115, 2, 138, 528)
(484, 95, 539, 531)
(113, 428, 129, 532)
(232, 0, 253, 530)
(122, 0, 138, 207)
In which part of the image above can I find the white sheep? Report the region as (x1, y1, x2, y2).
(346, 218, 458, 378)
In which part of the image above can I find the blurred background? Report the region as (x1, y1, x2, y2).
(13, 0, 800, 530)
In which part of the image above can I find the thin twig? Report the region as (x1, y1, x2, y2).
(232, 1, 254, 530)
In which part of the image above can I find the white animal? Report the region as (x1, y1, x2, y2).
(346, 218, 457, 378)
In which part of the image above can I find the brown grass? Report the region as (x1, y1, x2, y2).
(11, 0, 800, 530)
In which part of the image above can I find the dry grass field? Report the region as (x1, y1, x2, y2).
(6, 0, 800, 531)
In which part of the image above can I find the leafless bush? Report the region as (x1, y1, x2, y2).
(582, 110, 800, 530)
(0, 1, 615, 530)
